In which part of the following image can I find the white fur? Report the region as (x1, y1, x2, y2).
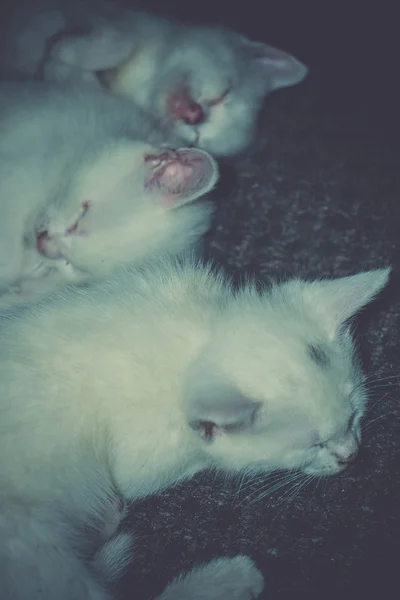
(0, 0, 308, 156)
(0, 81, 217, 309)
(155, 555, 265, 600)
(0, 258, 389, 598)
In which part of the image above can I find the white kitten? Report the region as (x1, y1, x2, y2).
(0, 81, 217, 309)
(0, 0, 308, 156)
(0, 258, 389, 598)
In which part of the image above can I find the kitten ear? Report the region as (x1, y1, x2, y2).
(242, 39, 308, 90)
(145, 148, 219, 207)
(186, 381, 261, 441)
(300, 268, 391, 338)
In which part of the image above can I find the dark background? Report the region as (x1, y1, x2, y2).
(117, 1, 400, 599)
(133, 0, 399, 117)
(116, 1, 400, 599)
(0, 1, 397, 598)
(109, 0, 400, 599)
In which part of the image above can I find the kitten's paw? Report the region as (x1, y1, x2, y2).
(94, 531, 134, 583)
(101, 496, 127, 541)
(42, 58, 99, 85)
(155, 554, 264, 600)
(50, 25, 135, 71)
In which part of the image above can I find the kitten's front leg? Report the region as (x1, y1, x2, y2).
(94, 531, 134, 584)
(41, 24, 137, 85)
(92, 494, 133, 584)
(155, 555, 264, 600)
(100, 496, 128, 543)
(42, 58, 100, 86)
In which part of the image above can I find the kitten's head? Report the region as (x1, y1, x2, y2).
(36, 141, 218, 272)
(184, 269, 390, 477)
(107, 28, 307, 157)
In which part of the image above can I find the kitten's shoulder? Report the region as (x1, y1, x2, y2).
(79, 257, 229, 317)
(0, 258, 227, 334)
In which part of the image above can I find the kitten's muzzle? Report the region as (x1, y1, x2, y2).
(335, 451, 358, 469)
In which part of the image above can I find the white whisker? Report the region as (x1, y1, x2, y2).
(365, 374, 400, 386)
(248, 478, 300, 506)
(235, 470, 287, 495)
(242, 472, 305, 507)
(362, 413, 390, 433)
(366, 391, 392, 412)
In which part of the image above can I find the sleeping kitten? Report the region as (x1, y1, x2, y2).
(0, 81, 217, 309)
(0, 257, 389, 598)
(0, 0, 308, 156)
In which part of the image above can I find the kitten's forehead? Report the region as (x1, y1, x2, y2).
(179, 28, 273, 91)
(216, 297, 322, 351)
(75, 140, 151, 186)
(52, 140, 155, 220)
(178, 27, 239, 62)
(209, 300, 354, 404)
(168, 29, 243, 86)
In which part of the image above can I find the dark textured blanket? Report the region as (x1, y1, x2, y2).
(118, 1, 400, 598)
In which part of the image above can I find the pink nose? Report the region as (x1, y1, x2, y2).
(167, 91, 205, 125)
(181, 102, 204, 125)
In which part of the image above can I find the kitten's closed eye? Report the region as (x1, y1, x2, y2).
(36, 201, 91, 260)
(205, 87, 231, 108)
(307, 343, 329, 368)
(311, 441, 325, 449)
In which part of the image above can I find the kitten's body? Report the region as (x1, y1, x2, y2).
(0, 257, 389, 598)
(0, 81, 217, 309)
(0, 0, 308, 156)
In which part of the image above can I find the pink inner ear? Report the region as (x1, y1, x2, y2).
(157, 159, 197, 199)
(145, 149, 215, 205)
(167, 90, 205, 125)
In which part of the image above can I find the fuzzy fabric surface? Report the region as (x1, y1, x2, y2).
(116, 1, 400, 599)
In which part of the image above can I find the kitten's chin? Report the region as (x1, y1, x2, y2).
(302, 464, 350, 477)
